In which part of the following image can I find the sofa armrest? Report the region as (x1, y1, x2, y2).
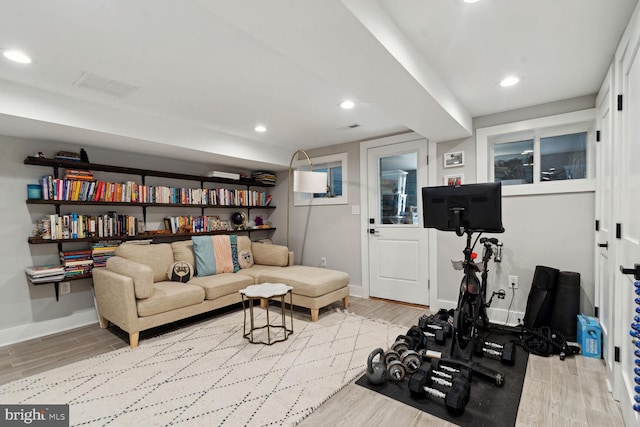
(106, 256, 154, 299)
(92, 268, 140, 334)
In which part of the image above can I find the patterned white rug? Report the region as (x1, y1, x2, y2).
(0, 309, 405, 426)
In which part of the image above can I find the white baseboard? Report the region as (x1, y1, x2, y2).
(436, 299, 524, 328)
(348, 284, 364, 298)
(0, 309, 98, 347)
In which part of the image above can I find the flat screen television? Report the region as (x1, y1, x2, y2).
(422, 182, 505, 235)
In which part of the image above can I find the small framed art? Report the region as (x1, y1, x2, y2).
(444, 174, 464, 187)
(444, 151, 464, 168)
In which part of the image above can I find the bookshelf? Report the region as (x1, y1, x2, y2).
(24, 156, 276, 299)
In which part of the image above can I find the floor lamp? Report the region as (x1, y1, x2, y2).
(287, 149, 328, 249)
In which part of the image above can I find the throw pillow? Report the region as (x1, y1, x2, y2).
(167, 261, 193, 283)
(238, 249, 254, 269)
(192, 235, 241, 277)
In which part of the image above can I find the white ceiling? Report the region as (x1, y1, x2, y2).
(0, 0, 636, 170)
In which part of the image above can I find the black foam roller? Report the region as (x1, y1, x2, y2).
(550, 271, 581, 341)
(523, 265, 560, 328)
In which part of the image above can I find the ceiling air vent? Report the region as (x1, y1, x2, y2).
(73, 71, 139, 98)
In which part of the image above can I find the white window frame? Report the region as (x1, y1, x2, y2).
(476, 109, 596, 196)
(294, 152, 348, 206)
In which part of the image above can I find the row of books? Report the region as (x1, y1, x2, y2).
(39, 213, 141, 240)
(25, 241, 122, 282)
(37, 176, 272, 206)
(164, 215, 235, 234)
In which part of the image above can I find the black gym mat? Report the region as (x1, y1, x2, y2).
(356, 330, 529, 427)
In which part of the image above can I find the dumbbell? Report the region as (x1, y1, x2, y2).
(407, 324, 445, 346)
(408, 367, 470, 414)
(418, 362, 471, 398)
(431, 359, 473, 381)
(392, 334, 419, 355)
(473, 340, 516, 365)
(383, 348, 422, 380)
(418, 314, 454, 338)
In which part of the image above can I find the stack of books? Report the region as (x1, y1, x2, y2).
(25, 264, 66, 284)
(90, 241, 120, 268)
(251, 171, 276, 185)
(55, 151, 81, 161)
(60, 249, 93, 278)
(65, 169, 93, 181)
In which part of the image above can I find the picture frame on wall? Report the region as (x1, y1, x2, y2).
(444, 151, 464, 168)
(444, 174, 464, 187)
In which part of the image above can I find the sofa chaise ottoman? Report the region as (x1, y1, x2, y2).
(93, 235, 350, 348)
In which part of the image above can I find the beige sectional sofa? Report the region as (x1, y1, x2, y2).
(92, 236, 350, 348)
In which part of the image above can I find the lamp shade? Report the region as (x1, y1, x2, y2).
(293, 170, 327, 193)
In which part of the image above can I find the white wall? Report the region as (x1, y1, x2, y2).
(0, 136, 272, 346)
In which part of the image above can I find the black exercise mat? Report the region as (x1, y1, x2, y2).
(356, 330, 529, 427)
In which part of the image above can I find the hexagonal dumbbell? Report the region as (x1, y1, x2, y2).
(408, 364, 470, 415)
(473, 339, 516, 365)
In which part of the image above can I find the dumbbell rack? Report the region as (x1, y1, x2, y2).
(633, 280, 640, 413)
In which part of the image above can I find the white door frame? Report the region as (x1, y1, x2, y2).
(359, 132, 437, 305)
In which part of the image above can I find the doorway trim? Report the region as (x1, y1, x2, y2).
(358, 132, 438, 307)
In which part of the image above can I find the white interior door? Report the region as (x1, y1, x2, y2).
(595, 64, 617, 393)
(616, 21, 640, 423)
(366, 140, 429, 305)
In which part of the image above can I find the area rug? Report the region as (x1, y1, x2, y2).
(0, 309, 405, 427)
(355, 328, 529, 427)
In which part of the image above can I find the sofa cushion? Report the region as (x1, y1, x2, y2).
(252, 243, 289, 267)
(136, 281, 205, 317)
(259, 266, 349, 297)
(237, 236, 252, 255)
(235, 265, 289, 283)
(115, 243, 174, 283)
(192, 235, 240, 276)
(171, 240, 195, 270)
(188, 273, 255, 300)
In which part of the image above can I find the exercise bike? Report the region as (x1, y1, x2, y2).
(421, 182, 507, 385)
(450, 232, 501, 361)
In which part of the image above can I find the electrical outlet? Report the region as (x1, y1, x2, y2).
(508, 275, 518, 289)
(59, 281, 71, 295)
(321, 257, 327, 268)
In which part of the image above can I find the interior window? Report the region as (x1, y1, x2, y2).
(540, 132, 587, 181)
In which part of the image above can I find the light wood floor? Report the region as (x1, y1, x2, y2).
(0, 297, 625, 427)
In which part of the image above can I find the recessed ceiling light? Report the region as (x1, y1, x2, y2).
(3, 50, 31, 64)
(339, 100, 355, 109)
(254, 125, 266, 132)
(500, 76, 520, 87)
(463, 0, 481, 3)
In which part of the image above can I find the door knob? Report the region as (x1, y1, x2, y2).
(598, 242, 608, 249)
(369, 228, 380, 235)
(620, 263, 640, 280)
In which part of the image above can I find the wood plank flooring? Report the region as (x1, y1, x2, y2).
(0, 297, 624, 426)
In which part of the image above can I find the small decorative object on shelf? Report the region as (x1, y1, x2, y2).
(231, 212, 247, 230)
(80, 148, 89, 162)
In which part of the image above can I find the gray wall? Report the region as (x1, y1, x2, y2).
(0, 136, 274, 346)
(434, 95, 597, 324)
